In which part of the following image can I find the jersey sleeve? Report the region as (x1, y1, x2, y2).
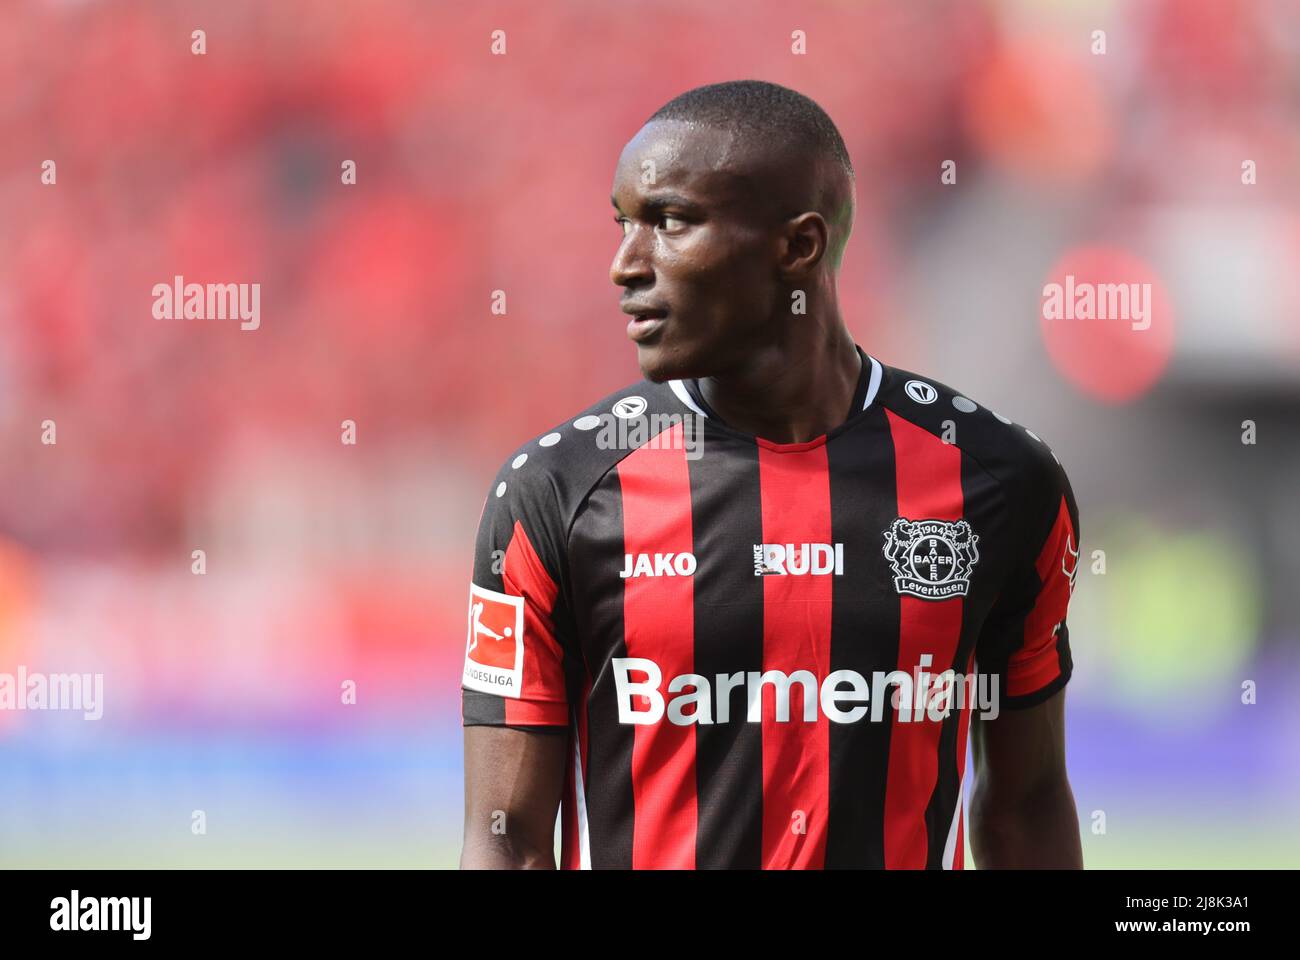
(461, 455, 574, 728)
(975, 445, 1081, 710)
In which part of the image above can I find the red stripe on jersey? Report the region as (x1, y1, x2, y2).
(757, 442, 833, 869)
(884, 410, 965, 869)
(501, 520, 568, 726)
(1011, 495, 1075, 697)
(618, 423, 698, 869)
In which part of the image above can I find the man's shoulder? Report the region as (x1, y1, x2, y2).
(870, 359, 1070, 498)
(485, 376, 687, 519)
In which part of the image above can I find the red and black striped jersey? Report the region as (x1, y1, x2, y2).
(462, 346, 1080, 869)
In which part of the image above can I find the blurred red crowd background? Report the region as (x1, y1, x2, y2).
(0, 0, 1296, 865)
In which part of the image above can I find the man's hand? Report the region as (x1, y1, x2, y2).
(461, 725, 568, 869)
(968, 688, 1083, 868)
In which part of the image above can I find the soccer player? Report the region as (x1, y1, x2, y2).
(460, 80, 1083, 869)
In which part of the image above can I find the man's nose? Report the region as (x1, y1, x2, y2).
(610, 225, 654, 288)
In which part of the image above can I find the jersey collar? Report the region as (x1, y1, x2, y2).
(669, 345, 883, 425)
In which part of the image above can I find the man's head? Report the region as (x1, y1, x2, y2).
(610, 80, 856, 383)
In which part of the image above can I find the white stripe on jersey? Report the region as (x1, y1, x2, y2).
(863, 355, 883, 410)
(573, 720, 591, 869)
(668, 379, 709, 418)
(942, 769, 967, 869)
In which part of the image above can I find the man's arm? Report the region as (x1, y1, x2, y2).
(461, 725, 568, 869)
(968, 688, 1083, 868)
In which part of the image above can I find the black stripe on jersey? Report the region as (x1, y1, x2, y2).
(825, 402, 900, 869)
(570, 467, 634, 869)
(689, 424, 765, 869)
(919, 450, 993, 868)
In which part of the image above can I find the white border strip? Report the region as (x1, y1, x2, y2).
(942, 770, 966, 869)
(668, 379, 709, 417)
(573, 724, 591, 869)
(862, 355, 883, 410)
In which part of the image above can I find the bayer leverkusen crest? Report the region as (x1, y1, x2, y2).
(882, 518, 980, 600)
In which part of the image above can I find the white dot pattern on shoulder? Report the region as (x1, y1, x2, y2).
(952, 396, 977, 413)
(539, 432, 561, 447)
(574, 415, 601, 431)
(511, 454, 527, 469)
(495, 481, 507, 498)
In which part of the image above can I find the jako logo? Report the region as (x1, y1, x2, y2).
(50, 890, 151, 941)
(620, 552, 696, 578)
(753, 543, 844, 576)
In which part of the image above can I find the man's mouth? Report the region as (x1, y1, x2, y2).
(624, 309, 668, 344)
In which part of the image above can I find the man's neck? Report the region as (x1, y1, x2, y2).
(696, 324, 863, 444)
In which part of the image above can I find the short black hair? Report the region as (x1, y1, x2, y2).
(645, 79, 854, 183)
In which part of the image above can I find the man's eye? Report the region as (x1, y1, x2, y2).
(613, 214, 687, 234)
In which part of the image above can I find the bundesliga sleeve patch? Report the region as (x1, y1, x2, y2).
(463, 583, 525, 697)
